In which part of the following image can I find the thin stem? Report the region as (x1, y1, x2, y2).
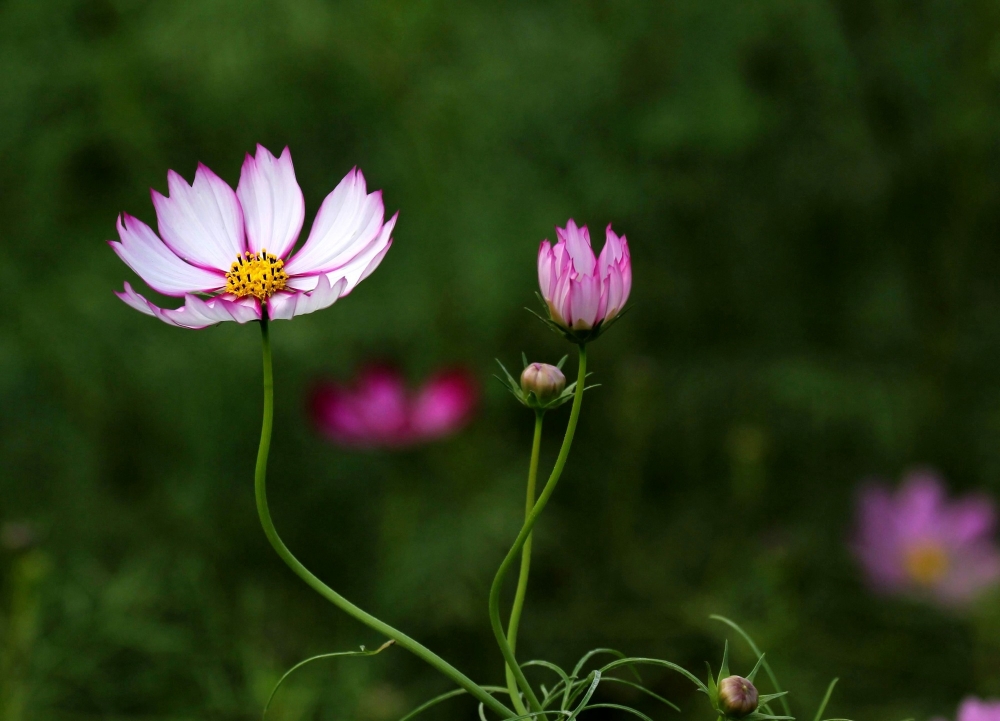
(504, 412, 544, 714)
(489, 345, 588, 715)
(255, 316, 514, 719)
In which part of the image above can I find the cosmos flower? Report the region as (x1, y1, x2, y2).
(110, 145, 396, 328)
(537, 219, 631, 339)
(933, 697, 1000, 721)
(853, 470, 1000, 606)
(311, 365, 478, 448)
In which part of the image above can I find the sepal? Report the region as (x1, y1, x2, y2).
(746, 652, 764, 683)
(719, 641, 731, 684)
(706, 662, 719, 699)
(528, 293, 632, 345)
(759, 692, 789, 703)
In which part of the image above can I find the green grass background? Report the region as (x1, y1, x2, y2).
(4, 1, 1000, 719)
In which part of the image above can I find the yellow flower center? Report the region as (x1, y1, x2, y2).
(225, 250, 288, 300)
(903, 542, 949, 586)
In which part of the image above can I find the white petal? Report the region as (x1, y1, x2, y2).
(115, 283, 259, 328)
(353, 236, 393, 287)
(159, 294, 260, 328)
(110, 214, 225, 297)
(152, 163, 245, 271)
(287, 213, 395, 295)
(265, 292, 297, 321)
(267, 275, 349, 320)
(333, 212, 395, 293)
(116, 282, 157, 317)
(284, 168, 386, 276)
(237, 145, 305, 258)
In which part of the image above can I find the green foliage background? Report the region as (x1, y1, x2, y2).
(4, 1, 1000, 719)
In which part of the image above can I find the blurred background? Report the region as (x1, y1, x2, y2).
(4, 0, 1000, 719)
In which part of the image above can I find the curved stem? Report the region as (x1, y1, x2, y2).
(504, 412, 544, 714)
(489, 345, 588, 714)
(255, 316, 514, 719)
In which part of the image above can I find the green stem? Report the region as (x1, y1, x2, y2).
(255, 316, 514, 719)
(504, 412, 544, 714)
(489, 345, 588, 715)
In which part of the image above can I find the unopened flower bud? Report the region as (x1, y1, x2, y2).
(520, 363, 566, 403)
(537, 221, 631, 341)
(718, 676, 758, 718)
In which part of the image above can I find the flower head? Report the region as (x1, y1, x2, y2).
(717, 676, 758, 719)
(520, 363, 566, 404)
(536, 220, 631, 343)
(310, 365, 478, 449)
(853, 470, 1000, 606)
(110, 145, 396, 328)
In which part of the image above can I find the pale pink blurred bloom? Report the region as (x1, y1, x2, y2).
(537, 219, 631, 333)
(932, 697, 1000, 721)
(853, 470, 1000, 606)
(311, 365, 478, 449)
(110, 145, 396, 328)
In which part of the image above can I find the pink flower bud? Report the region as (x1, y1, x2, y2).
(537, 220, 631, 339)
(718, 676, 758, 719)
(520, 363, 566, 403)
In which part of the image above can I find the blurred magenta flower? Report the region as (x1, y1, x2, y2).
(110, 145, 396, 328)
(853, 471, 1000, 606)
(311, 365, 478, 448)
(537, 219, 631, 335)
(934, 698, 1000, 721)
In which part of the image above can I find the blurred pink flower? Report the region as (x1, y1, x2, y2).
(853, 470, 1000, 606)
(111, 145, 396, 328)
(537, 219, 631, 334)
(311, 365, 478, 449)
(933, 697, 1000, 721)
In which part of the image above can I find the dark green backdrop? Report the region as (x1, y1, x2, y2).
(4, 1, 1000, 719)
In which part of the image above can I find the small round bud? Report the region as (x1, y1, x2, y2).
(718, 676, 758, 718)
(520, 363, 566, 403)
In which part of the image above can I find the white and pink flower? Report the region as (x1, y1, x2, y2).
(537, 220, 631, 340)
(110, 145, 396, 328)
